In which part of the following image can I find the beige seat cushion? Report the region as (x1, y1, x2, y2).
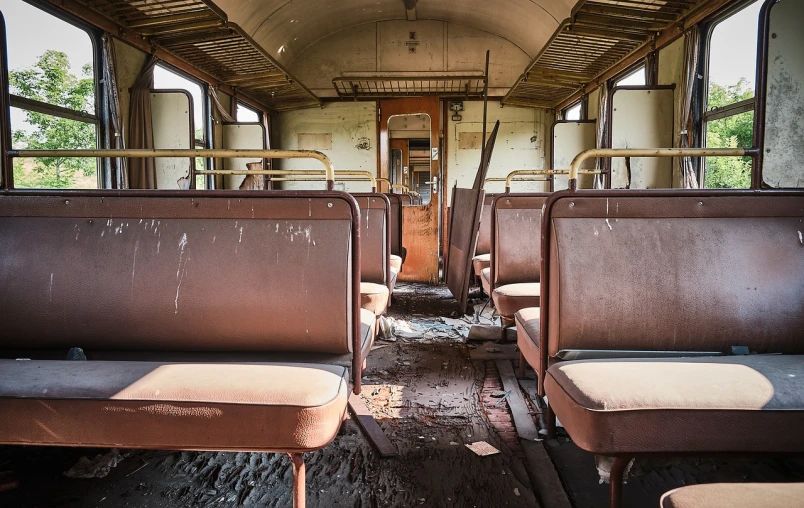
(361, 282, 390, 316)
(473, 253, 491, 277)
(481, 267, 491, 295)
(661, 483, 804, 508)
(545, 355, 804, 455)
(390, 254, 403, 273)
(515, 307, 540, 369)
(0, 360, 349, 452)
(492, 283, 540, 319)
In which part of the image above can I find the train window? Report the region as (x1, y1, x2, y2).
(702, 0, 761, 189)
(563, 102, 582, 121)
(614, 66, 646, 87)
(1, 0, 99, 189)
(236, 102, 261, 123)
(153, 64, 209, 189)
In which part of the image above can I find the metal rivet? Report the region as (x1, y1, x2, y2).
(569, 202, 575, 207)
(64, 200, 69, 205)
(772, 33, 777, 39)
(328, 203, 333, 208)
(698, 201, 703, 206)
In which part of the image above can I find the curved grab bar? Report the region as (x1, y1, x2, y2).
(8, 149, 335, 184)
(567, 148, 756, 190)
(504, 168, 600, 192)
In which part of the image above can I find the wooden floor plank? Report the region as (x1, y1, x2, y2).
(348, 393, 398, 458)
(495, 360, 540, 441)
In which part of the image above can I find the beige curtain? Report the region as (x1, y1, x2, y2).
(101, 34, 127, 188)
(210, 88, 235, 123)
(593, 82, 608, 189)
(127, 56, 158, 189)
(679, 28, 701, 189)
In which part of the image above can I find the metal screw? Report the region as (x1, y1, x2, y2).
(327, 203, 333, 208)
(64, 200, 70, 205)
(698, 201, 703, 206)
(569, 202, 575, 208)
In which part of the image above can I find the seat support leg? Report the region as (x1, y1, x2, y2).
(289, 453, 305, 508)
(608, 456, 630, 508)
(546, 404, 556, 439)
(518, 352, 526, 378)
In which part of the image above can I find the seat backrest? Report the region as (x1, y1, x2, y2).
(544, 192, 804, 357)
(0, 191, 360, 355)
(475, 194, 496, 256)
(352, 193, 390, 287)
(384, 193, 404, 258)
(491, 194, 549, 288)
(399, 194, 412, 205)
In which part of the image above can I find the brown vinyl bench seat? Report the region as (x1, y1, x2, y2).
(0, 191, 368, 508)
(546, 355, 804, 455)
(0, 360, 349, 452)
(487, 194, 547, 324)
(660, 483, 804, 508)
(537, 191, 804, 508)
(473, 253, 490, 278)
(354, 193, 392, 315)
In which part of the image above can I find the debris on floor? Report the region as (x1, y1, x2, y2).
(466, 441, 501, 457)
(595, 456, 635, 485)
(64, 449, 129, 479)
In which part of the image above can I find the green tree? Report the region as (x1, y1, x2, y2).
(704, 78, 754, 189)
(10, 50, 96, 189)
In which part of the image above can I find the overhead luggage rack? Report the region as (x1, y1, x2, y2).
(503, 0, 708, 109)
(59, 0, 321, 112)
(333, 72, 486, 99)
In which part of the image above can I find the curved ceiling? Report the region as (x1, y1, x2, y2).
(212, 0, 577, 67)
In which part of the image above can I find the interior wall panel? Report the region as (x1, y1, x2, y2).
(222, 123, 267, 189)
(151, 91, 193, 190)
(552, 121, 596, 191)
(762, 0, 804, 188)
(609, 87, 674, 189)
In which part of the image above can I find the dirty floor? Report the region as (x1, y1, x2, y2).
(1, 283, 802, 507)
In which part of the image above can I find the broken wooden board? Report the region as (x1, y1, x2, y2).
(348, 393, 399, 458)
(468, 324, 517, 342)
(469, 342, 519, 361)
(522, 440, 573, 508)
(495, 360, 540, 442)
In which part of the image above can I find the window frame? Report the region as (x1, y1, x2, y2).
(562, 100, 584, 121)
(236, 101, 262, 123)
(153, 62, 212, 189)
(610, 63, 648, 89)
(697, 0, 761, 188)
(6, 0, 104, 189)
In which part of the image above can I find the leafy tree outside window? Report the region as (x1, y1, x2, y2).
(10, 51, 97, 189)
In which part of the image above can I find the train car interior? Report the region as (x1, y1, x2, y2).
(0, 0, 801, 506)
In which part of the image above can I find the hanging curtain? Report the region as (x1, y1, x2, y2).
(128, 55, 158, 189)
(210, 87, 235, 123)
(101, 34, 127, 188)
(645, 52, 658, 85)
(593, 82, 608, 189)
(678, 27, 701, 189)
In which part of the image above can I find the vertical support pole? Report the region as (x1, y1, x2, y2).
(609, 456, 630, 508)
(289, 453, 305, 508)
(518, 352, 526, 378)
(0, 13, 13, 189)
(481, 50, 490, 155)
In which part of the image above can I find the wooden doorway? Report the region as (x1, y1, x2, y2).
(379, 97, 441, 284)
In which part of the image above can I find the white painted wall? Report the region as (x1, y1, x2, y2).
(290, 21, 530, 98)
(272, 102, 378, 192)
(446, 101, 553, 202)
